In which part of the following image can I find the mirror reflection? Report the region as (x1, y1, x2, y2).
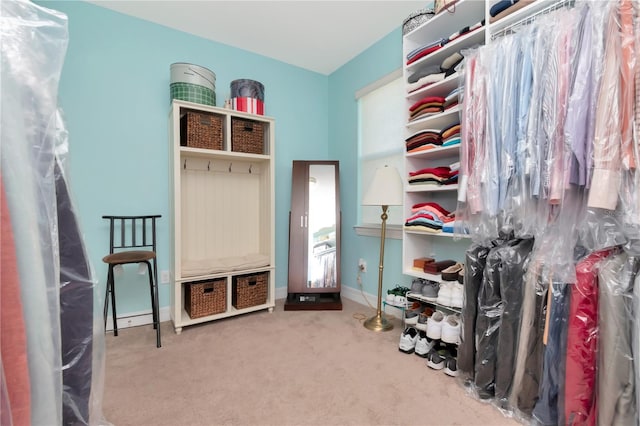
(307, 164, 337, 288)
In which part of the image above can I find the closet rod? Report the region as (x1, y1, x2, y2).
(491, 0, 575, 40)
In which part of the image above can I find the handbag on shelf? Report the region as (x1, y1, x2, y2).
(434, 0, 458, 14)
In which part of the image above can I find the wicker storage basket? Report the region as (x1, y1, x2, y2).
(232, 272, 268, 309)
(185, 279, 226, 319)
(180, 110, 223, 150)
(231, 117, 264, 154)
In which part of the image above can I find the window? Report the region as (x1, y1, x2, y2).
(357, 70, 404, 236)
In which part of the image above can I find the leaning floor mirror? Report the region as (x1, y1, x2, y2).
(285, 160, 342, 310)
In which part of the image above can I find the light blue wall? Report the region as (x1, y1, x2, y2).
(45, 1, 427, 317)
(328, 29, 408, 297)
(44, 1, 328, 314)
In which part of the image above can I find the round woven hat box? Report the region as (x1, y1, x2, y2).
(170, 63, 217, 106)
(402, 8, 435, 35)
(230, 79, 265, 102)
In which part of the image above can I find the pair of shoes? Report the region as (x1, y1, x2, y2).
(444, 356, 459, 377)
(386, 293, 408, 306)
(426, 342, 458, 376)
(426, 344, 448, 370)
(398, 327, 419, 354)
(426, 311, 460, 344)
(421, 280, 439, 302)
(415, 330, 437, 358)
(415, 306, 434, 331)
(388, 285, 410, 297)
(436, 282, 463, 308)
(426, 310, 445, 339)
(410, 278, 426, 293)
(441, 314, 461, 344)
(441, 262, 464, 281)
(404, 303, 425, 326)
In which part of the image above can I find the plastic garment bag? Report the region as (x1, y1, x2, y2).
(597, 251, 637, 426)
(1, 2, 68, 423)
(564, 248, 616, 426)
(458, 243, 491, 382)
(1, 1, 108, 425)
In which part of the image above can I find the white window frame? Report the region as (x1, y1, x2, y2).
(355, 69, 404, 239)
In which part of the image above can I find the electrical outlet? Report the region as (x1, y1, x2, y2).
(358, 258, 367, 273)
(160, 270, 170, 284)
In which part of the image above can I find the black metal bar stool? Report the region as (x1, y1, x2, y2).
(102, 215, 162, 348)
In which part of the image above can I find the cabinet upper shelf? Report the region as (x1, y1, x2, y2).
(405, 29, 485, 75)
(403, 0, 486, 44)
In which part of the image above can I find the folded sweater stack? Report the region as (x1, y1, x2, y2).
(408, 166, 459, 186)
(408, 96, 446, 122)
(404, 202, 456, 234)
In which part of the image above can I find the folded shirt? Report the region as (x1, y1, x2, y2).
(407, 38, 447, 60)
(409, 166, 452, 178)
(441, 123, 461, 139)
(409, 96, 446, 112)
(407, 74, 446, 94)
(442, 137, 461, 147)
(412, 202, 451, 217)
(408, 64, 442, 84)
(406, 42, 447, 65)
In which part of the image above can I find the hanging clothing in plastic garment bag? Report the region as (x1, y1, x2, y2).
(532, 279, 570, 426)
(509, 260, 548, 418)
(597, 252, 636, 426)
(564, 248, 616, 426)
(458, 243, 491, 382)
(494, 237, 535, 410)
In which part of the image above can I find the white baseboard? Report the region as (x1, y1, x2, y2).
(105, 306, 171, 331)
(106, 286, 384, 331)
(275, 286, 287, 300)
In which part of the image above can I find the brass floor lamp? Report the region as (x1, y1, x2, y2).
(362, 165, 403, 332)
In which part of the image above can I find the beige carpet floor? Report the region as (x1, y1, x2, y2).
(101, 297, 518, 426)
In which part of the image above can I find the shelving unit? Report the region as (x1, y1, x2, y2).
(168, 100, 275, 334)
(401, 0, 485, 279)
(406, 292, 461, 315)
(400, 1, 565, 328)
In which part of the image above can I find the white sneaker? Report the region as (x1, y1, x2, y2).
(450, 283, 463, 308)
(436, 282, 453, 306)
(415, 330, 436, 358)
(441, 314, 461, 344)
(426, 310, 445, 339)
(398, 327, 419, 354)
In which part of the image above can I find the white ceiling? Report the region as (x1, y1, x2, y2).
(87, 1, 428, 75)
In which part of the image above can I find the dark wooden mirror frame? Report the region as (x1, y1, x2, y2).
(285, 160, 342, 310)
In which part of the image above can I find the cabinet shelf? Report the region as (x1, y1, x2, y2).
(169, 100, 276, 334)
(406, 292, 461, 314)
(407, 144, 460, 160)
(404, 228, 471, 239)
(406, 72, 462, 102)
(405, 29, 485, 74)
(404, 0, 486, 45)
(488, 0, 559, 37)
(406, 184, 458, 192)
(407, 106, 460, 132)
(402, 0, 485, 302)
(180, 146, 270, 161)
(177, 300, 275, 330)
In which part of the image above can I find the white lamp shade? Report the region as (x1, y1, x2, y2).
(362, 165, 403, 206)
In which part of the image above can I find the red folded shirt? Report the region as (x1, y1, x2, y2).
(409, 167, 453, 178)
(412, 202, 452, 216)
(409, 96, 446, 112)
